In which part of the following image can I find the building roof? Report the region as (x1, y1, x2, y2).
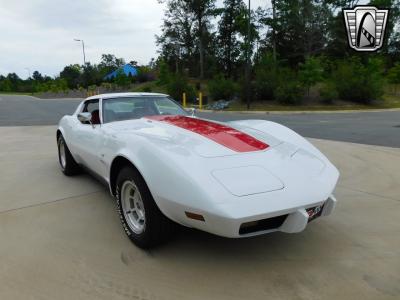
(104, 64, 138, 80)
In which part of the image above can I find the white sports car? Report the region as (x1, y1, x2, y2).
(57, 92, 339, 248)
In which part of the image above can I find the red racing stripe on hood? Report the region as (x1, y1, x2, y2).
(145, 115, 269, 152)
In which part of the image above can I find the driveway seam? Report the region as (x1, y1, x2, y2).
(0, 189, 107, 215)
(339, 185, 400, 203)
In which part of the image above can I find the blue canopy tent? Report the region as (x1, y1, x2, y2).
(104, 64, 138, 80)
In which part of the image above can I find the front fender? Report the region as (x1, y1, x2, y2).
(57, 116, 68, 139)
(108, 137, 226, 225)
(228, 119, 330, 163)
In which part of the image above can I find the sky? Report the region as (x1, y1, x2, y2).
(0, 0, 267, 79)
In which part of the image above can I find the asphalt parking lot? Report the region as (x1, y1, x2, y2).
(1, 94, 400, 147)
(0, 95, 399, 299)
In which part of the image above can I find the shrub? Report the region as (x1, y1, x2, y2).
(141, 86, 152, 92)
(299, 56, 323, 96)
(137, 66, 155, 83)
(100, 82, 115, 91)
(0, 78, 12, 92)
(275, 82, 304, 105)
(333, 57, 384, 103)
(157, 60, 170, 85)
(238, 78, 255, 104)
(387, 62, 400, 94)
(208, 74, 238, 100)
(49, 78, 68, 93)
(166, 73, 195, 103)
(114, 69, 130, 87)
(254, 53, 278, 100)
(275, 68, 304, 105)
(320, 81, 338, 104)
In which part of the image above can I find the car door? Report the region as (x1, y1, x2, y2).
(73, 98, 107, 178)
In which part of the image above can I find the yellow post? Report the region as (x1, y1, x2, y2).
(183, 92, 186, 107)
(199, 92, 203, 110)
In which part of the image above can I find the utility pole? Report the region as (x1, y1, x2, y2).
(272, 0, 277, 62)
(245, 0, 251, 110)
(74, 39, 86, 65)
(199, 16, 204, 80)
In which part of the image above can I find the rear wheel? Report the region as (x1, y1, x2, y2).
(116, 166, 175, 248)
(57, 135, 80, 176)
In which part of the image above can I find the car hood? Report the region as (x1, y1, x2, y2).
(106, 116, 283, 158)
(105, 116, 336, 198)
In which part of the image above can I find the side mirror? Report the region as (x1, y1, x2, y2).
(77, 112, 92, 124)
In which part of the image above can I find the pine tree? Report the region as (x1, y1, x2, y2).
(216, 0, 247, 78)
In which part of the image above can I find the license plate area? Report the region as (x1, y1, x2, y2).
(306, 204, 324, 222)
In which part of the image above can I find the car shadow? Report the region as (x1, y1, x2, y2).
(143, 220, 342, 264)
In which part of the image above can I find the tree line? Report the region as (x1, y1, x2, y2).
(0, 54, 155, 94)
(1, 0, 400, 105)
(156, 0, 400, 104)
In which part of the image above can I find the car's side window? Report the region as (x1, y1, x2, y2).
(80, 99, 101, 125)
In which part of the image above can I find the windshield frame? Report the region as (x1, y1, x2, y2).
(101, 95, 188, 124)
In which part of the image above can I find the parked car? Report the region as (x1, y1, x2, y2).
(57, 93, 339, 248)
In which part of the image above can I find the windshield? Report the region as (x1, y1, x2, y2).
(102, 96, 188, 123)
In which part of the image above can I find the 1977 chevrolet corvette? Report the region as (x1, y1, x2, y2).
(57, 93, 339, 248)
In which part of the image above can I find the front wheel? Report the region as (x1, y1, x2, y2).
(57, 135, 81, 176)
(116, 166, 175, 248)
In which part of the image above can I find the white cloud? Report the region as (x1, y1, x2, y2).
(0, 0, 268, 79)
(0, 0, 166, 78)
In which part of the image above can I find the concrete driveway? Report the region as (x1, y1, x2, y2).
(0, 126, 399, 300)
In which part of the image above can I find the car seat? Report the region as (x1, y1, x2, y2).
(91, 110, 100, 124)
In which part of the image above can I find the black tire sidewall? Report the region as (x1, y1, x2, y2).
(116, 167, 153, 247)
(57, 135, 80, 176)
(57, 137, 66, 172)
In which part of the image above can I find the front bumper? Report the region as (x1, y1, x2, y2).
(280, 195, 336, 234)
(182, 195, 337, 238)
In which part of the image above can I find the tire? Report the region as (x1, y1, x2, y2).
(57, 135, 81, 176)
(116, 166, 175, 248)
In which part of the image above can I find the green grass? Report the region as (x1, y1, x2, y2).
(3, 82, 400, 112)
(193, 81, 400, 112)
(0, 91, 34, 96)
(205, 94, 400, 112)
(381, 93, 400, 108)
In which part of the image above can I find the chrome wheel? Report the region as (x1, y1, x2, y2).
(59, 139, 66, 169)
(121, 180, 146, 234)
